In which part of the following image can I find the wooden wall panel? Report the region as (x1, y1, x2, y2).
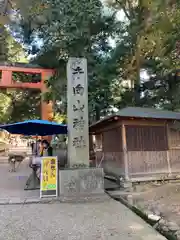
(127, 151, 168, 176)
(169, 149, 180, 172)
(102, 126, 122, 152)
(126, 125, 168, 151)
(168, 129, 180, 149)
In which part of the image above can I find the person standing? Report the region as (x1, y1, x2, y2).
(41, 140, 53, 156)
(31, 141, 35, 154)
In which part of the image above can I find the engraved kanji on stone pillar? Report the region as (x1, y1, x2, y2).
(67, 58, 89, 167)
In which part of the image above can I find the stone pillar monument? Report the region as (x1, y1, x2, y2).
(58, 58, 105, 202)
(67, 58, 89, 167)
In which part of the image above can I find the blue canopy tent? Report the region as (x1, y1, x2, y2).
(0, 119, 67, 191)
(0, 119, 67, 136)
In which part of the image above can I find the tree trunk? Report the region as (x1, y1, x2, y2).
(95, 105, 100, 121)
(0, 25, 8, 62)
(134, 36, 141, 106)
(134, 83, 141, 106)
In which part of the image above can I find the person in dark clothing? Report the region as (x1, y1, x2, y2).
(41, 140, 53, 156)
(30, 141, 35, 154)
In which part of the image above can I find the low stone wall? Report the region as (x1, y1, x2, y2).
(59, 168, 107, 202)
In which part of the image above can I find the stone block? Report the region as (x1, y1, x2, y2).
(59, 168, 105, 201)
(59, 168, 79, 197)
(166, 221, 179, 232)
(120, 180, 132, 189)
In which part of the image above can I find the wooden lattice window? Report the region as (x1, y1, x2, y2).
(126, 125, 168, 151)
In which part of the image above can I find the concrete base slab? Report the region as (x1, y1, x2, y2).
(60, 194, 110, 203)
(59, 168, 107, 202)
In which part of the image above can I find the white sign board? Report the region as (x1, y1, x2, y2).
(67, 58, 89, 167)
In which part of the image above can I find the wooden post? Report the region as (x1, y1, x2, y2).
(122, 123, 129, 180)
(41, 71, 54, 120)
(41, 71, 54, 142)
(166, 124, 172, 176)
(1, 70, 12, 85)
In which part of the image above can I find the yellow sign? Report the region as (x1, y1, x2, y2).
(41, 157, 57, 192)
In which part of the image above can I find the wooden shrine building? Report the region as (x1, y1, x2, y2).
(89, 107, 180, 182)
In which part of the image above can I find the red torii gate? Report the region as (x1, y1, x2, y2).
(0, 63, 54, 121)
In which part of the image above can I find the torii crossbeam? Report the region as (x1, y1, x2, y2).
(0, 63, 54, 121)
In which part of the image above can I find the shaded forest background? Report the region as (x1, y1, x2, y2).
(1, 0, 180, 124)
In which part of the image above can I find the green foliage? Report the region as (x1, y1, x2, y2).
(0, 25, 8, 62)
(7, 35, 27, 62)
(53, 113, 67, 124)
(2, 0, 180, 124)
(0, 26, 40, 123)
(105, 0, 180, 110)
(24, 0, 119, 121)
(0, 92, 11, 123)
(6, 89, 41, 122)
(22, 0, 180, 115)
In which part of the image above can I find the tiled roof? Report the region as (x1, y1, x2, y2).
(90, 107, 180, 129)
(116, 107, 180, 120)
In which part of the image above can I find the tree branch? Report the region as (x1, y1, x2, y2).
(116, 0, 130, 20)
(126, 0, 136, 19)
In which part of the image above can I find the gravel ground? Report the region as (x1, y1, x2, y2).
(133, 182, 180, 224)
(0, 200, 166, 240)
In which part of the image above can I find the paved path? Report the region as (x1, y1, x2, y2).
(0, 150, 39, 200)
(0, 200, 166, 240)
(0, 146, 166, 239)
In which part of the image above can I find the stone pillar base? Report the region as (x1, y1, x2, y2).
(59, 168, 108, 202)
